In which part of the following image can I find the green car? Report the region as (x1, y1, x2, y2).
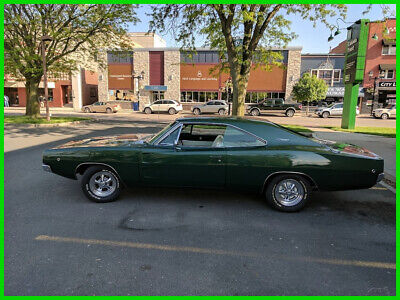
(42, 117, 384, 212)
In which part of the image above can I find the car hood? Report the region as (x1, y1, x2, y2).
(314, 138, 381, 159)
(53, 134, 151, 149)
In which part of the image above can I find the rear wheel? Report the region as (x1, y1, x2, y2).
(285, 109, 295, 117)
(84, 107, 91, 113)
(81, 166, 121, 203)
(168, 107, 176, 115)
(381, 113, 389, 119)
(322, 111, 330, 118)
(218, 108, 226, 115)
(265, 174, 310, 212)
(106, 107, 113, 114)
(250, 108, 260, 116)
(193, 108, 201, 115)
(144, 107, 152, 114)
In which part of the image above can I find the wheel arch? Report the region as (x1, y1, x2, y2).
(75, 162, 126, 187)
(262, 171, 318, 193)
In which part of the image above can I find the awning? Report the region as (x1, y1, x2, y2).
(379, 64, 396, 70)
(382, 38, 396, 46)
(326, 86, 364, 97)
(144, 85, 168, 91)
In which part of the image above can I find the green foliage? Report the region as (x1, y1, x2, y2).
(149, 4, 347, 115)
(292, 73, 328, 103)
(325, 126, 395, 138)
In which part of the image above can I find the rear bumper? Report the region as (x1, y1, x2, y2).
(377, 172, 385, 183)
(42, 164, 52, 173)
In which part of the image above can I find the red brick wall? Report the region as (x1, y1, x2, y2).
(363, 19, 396, 88)
(18, 87, 26, 107)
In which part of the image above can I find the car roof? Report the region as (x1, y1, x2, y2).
(175, 117, 319, 147)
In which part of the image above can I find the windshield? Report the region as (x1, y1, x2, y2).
(385, 104, 395, 109)
(146, 121, 177, 144)
(327, 103, 336, 108)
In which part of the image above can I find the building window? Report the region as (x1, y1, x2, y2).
(382, 45, 396, 55)
(310, 69, 342, 86)
(107, 51, 133, 64)
(181, 51, 220, 63)
(333, 70, 341, 82)
(381, 69, 395, 79)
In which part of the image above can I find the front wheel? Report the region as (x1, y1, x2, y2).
(84, 107, 91, 113)
(265, 174, 310, 212)
(193, 108, 201, 115)
(322, 111, 330, 118)
(218, 108, 226, 115)
(250, 109, 260, 116)
(81, 166, 121, 203)
(168, 108, 176, 115)
(381, 113, 389, 120)
(144, 107, 152, 114)
(106, 108, 113, 114)
(285, 109, 295, 117)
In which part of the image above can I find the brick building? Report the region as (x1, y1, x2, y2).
(98, 46, 303, 110)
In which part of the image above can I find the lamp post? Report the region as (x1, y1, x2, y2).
(133, 70, 145, 109)
(369, 71, 384, 115)
(41, 35, 53, 121)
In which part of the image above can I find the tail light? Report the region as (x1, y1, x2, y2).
(299, 104, 302, 110)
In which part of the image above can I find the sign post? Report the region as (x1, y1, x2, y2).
(341, 19, 369, 129)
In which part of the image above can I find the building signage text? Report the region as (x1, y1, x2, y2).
(378, 81, 396, 88)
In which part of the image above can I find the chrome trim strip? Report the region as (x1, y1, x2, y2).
(42, 164, 52, 173)
(262, 171, 318, 192)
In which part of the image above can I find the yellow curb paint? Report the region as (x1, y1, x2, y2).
(369, 187, 388, 190)
(35, 235, 395, 270)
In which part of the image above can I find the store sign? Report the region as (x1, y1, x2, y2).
(378, 82, 396, 88)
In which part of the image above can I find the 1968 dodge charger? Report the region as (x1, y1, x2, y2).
(42, 117, 384, 212)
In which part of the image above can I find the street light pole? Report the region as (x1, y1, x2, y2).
(41, 35, 53, 121)
(370, 76, 377, 116)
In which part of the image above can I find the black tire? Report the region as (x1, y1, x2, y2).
(144, 107, 152, 114)
(106, 107, 113, 114)
(168, 107, 176, 115)
(250, 108, 260, 116)
(218, 108, 226, 115)
(84, 107, 91, 113)
(193, 108, 201, 115)
(285, 109, 295, 117)
(265, 174, 310, 212)
(322, 111, 330, 118)
(81, 166, 121, 203)
(381, 113, 389, 120)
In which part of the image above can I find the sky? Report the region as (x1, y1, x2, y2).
(128, 4, 396, 53)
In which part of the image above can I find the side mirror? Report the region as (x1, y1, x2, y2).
(173, 141, 182, 151)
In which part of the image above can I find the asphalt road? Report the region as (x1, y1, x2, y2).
(4, 120, 396, 295)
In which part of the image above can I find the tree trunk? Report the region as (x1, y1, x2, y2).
(231, 64, 251, 117)
(306, 102, 309, 116)
(25, 78, 41, 117)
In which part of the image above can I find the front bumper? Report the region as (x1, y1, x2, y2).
(377, 172, 385, 183)
(42, 164, 52, 173)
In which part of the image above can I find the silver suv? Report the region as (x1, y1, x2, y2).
(315, 103, 359, 118)
(192, 100, 229, 115)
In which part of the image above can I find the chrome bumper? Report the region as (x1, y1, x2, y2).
(42, 164, 52, 173)
(377, 172, 384, 183)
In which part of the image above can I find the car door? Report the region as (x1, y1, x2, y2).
(151, 100, 162, 112)
(329, 104, 341, 116)
(92, 102, 102, 112)
(224, 125, 269, 190)
(390, 106, 396, 117)
(140, 123, 226, 188)
(202, 102, 214, 113)
(261, 100, 274, 113)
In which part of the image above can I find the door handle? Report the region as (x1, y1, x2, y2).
(210, 155, 223, 163)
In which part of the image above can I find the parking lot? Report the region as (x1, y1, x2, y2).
(4, 117, 396, 295)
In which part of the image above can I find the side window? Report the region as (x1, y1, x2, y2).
(337, 104, 343, 109)
(178, 124, 227, 148)
(159, 126, 181, 146)
(223, 126, 265, 147)
(153, 101, 161, 105)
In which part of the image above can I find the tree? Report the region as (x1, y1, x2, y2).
(292, 73, 328, 115)
(149, 4, 346, 116)
(4, 4, 138, 117)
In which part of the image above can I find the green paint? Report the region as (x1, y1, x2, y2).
(342, 19, 369, 129)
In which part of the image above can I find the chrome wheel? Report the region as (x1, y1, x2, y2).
(89, 171, 117, 198)
(251, 109, 260, 116)
(274, 179, 305, 207)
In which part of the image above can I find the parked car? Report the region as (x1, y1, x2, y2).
(314, 103, 360, 118)
(42, 117, 384, 212)
(192, 100, 229, 115)
(82, 102, 121, 113)
(373, 104, 396, 119)
(143, 100, 182, 115)
(247, 98, 302, 117)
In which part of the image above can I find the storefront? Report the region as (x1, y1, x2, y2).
(377, 81, 396, 106)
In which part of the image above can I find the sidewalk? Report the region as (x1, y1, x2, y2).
(312, 130, 396, 182)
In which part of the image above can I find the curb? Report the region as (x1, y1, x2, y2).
(4, 119, 96, 128)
